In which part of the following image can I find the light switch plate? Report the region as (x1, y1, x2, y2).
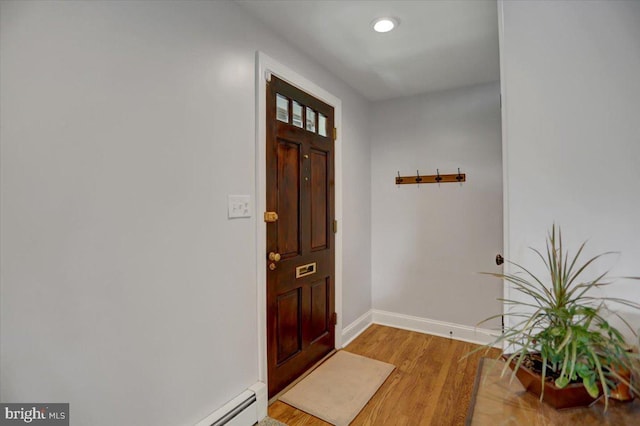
(228, 195, 251, 219)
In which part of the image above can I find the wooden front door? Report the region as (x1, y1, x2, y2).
(266, 76, 335, 397)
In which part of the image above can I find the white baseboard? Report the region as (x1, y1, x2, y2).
(371, 309, 499, 346)
(341, 310, 373, 347)
(249, 382, 267, 422)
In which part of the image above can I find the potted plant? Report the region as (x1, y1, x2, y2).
(478, 225, 640, 409)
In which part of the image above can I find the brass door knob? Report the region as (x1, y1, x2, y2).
(268, 252, 281, 262)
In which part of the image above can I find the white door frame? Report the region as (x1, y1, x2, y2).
(254, 52, 343, 385)
(497, 0, 511, 330)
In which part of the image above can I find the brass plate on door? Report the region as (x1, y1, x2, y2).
(295, 262, 317, 279)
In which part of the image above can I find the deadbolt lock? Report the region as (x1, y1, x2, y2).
(269, 263, 277, 271)
(268, 252, 281, 262)
(264, 211, 278, 223)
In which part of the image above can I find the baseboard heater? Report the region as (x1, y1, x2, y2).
(195, 383, 266, 426)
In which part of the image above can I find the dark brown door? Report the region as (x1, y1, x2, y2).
(266, 76, 335, 397)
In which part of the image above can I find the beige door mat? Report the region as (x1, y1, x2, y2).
(279, 350, 395, 426)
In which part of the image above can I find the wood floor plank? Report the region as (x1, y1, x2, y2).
(268, 324, 500, 426)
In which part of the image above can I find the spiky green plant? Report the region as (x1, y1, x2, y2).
(479, 225, 640, 408)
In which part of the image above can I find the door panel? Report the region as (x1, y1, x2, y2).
(266, 76, 335, 397)
(309, 278, 329, 342)
(276, 288, 302, 364)
(276, 140, 301, 257)
(310, 150, 328, 250)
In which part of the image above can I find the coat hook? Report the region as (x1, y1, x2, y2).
(456, 167, 463, 182)
(396, 171, 403, 184)
(435, 168, 442, 182)
(416, 169, 422, 183)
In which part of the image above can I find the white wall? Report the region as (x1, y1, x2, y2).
(0, 1, 371, 425)
(371, 82, 503, 328)
(501, 0, 640, 336)
(341, 98, 372, 326)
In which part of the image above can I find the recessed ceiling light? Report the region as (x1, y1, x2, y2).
(372, 18, 398, 33)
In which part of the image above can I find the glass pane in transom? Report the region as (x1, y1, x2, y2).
(276, 94, 289, 123)
(306, 107, 316, 132)
(292, 101, 303, 128)
(318, 113, 327, 137)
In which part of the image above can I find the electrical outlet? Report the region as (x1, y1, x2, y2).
(228, 195, 251, 219)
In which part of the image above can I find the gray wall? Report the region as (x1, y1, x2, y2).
(501, 0, 640, 335)
(0, 1, 371, 424)
(371, 82, 503, 327)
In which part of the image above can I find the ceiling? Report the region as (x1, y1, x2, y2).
(236, 0, 500, 101)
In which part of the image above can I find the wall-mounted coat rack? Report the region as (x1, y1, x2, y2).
(395, 168, 466, 185)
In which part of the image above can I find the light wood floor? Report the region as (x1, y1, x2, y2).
(269, 324, 500, 426)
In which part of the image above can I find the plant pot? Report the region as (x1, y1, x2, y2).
(504, 355, 598, 409)
(610, 365, 634, 402)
